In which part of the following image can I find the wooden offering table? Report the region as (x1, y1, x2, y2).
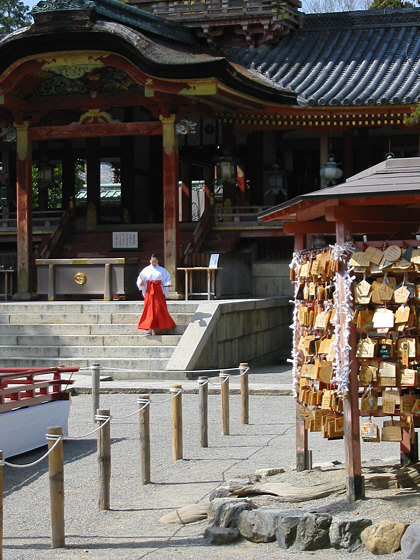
(178, 266, 221, 300)
(36, 258, 139, 301)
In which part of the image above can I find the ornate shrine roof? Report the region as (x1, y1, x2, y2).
(227, 8, 420, 107)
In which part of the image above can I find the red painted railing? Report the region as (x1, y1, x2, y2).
(0, 367, 77, 413)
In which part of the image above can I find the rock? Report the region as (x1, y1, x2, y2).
(361, 520, 407, 555)
(295, 512, 332, 551)
(275, 511, 308, 549)
(255, 468, 285, 478)
(209, 487, 231, 501)
(204, 526, 239, 545)
(401, 524, 420, 559)
(330, 518, 372, 552)
(237, 508, 284, 543)
(208, 498, 252, 529)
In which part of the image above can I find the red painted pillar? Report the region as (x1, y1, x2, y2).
(14, 122, 34, 299)
(160, 114, 179, 296)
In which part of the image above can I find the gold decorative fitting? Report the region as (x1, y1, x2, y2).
(74, 272, 87, 285)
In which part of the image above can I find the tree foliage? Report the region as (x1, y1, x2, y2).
(369, 0, 414, 8)
(303, 0, 414, 11)
(0, 0, 31, 34)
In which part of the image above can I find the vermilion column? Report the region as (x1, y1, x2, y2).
(14, 122, 34, 299)
(160, 114, 179, 296)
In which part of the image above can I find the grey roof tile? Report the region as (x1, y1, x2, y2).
(227, 8, 420, 106)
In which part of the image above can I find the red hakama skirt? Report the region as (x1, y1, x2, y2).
(137, 280, 176, 331)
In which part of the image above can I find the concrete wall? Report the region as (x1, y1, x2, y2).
(252, 260, 293, 298)
(166, 297, 291, 372)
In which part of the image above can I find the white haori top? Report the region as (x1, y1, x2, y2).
(136, 264, 171, 298)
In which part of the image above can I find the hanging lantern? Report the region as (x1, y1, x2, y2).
(320, 154, 343, 186)
(216, 153, 236, 183)
(37, 160, 55, 189)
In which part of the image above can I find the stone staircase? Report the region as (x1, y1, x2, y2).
(0, 301, 199, 380)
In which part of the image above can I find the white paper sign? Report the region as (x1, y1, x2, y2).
(112, 232, 138, 249)
(209, 254, 219, 269)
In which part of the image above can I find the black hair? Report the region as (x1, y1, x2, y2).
(150, 253, 158, 260)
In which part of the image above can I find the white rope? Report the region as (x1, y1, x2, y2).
(66, 415, 111, 439)
(95, 365, 247, 375)
(2, 435, 62, 469)
(149, 388, 182, 403)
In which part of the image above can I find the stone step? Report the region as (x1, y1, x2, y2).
(0, 302, 199, 314)
(0, 345, 175, 358)
(2, 312, 193, 325)
(0, 323, 188, 336)
(0, 334, 182, 347)
(0, 323, 187, 336)
(0, 357, 174, 377)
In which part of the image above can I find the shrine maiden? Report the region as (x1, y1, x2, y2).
(136, 254, 176, 335)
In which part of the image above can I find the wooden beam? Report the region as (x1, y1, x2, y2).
(29, 122, 162, 141)
(343, 195, 420, 207)
(326, 206, 420, 223)
(296, 200, 338, 222)
(284, 222, 336, 234)
(284, 221, 419, 235)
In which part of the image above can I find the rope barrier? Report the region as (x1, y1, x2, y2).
(78, 365, 248, 376)
(149, 388, 182, 404)
(66, 415, 111, 439)
(111, 401, 149, 420)
(2, 435, 63, 469)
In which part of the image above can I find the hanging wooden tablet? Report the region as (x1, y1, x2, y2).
(400, 394, 417, 414)
(382, 423, 402, 442)
(356, 336, 376, 358)
(361, 388, 378, 413)
(399, 369, 418, 386)
(382, 390, 398, 415)
(373, 308, 394, 329)
(359, 362, 377, 385)
(395, 305, 410, 325)
(364, 246, 384, 266)
(394, 285, 410, 304)
(361, 422, 380, 442)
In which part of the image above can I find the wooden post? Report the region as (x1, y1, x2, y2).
(0, 450, 3, 560)
(336, 221, 364, 502)
(48, 264, 55, 302)
(138, 395, 151, 484)
(92, 363, 100, 422)
(13, 121, 34, 299)
(47, 426, 65, 548)
(160, 114, 179, 295)
(294, 233, 310, 471)
(171, 385, 183, 461)
(96, 409, 111, 511)
(401, 430, 418, 466)
(239, 362, 249, 425)
(220, 370, 229, 436)
(198, 377, 208, 448)
(103, 263, 111, 301)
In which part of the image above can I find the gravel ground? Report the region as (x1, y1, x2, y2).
(3, 393, 417, 560)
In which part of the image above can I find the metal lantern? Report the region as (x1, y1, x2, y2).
(268, 162, 287, 198)
(320, 154, 343, 186)
(216, 154, 236, 183)
(37, 160, 55, 189)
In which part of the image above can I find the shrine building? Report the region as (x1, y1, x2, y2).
(1, 0, 420, 299)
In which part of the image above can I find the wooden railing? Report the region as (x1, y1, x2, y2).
(183, 205, 215, 264)
(214, 204, 273, 225)
(0, 210, 63, 231)
(40, 208, 74, 259)
(0, 367, 76, 413)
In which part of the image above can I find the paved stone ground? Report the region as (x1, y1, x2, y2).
(2, 386, 406, 560)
